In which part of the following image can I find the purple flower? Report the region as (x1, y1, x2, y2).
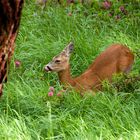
(120, 6, 128, 15)
(103, 1, 112, 9)
(115, 15, 121, 20)
(57, 93, 62, 97)
(120, 6, 125, 12)
(48, 91, 54, 97)
(49, 86, 54, 92)
(57, 90, 65, 97)
(108, 13, 112, 17)
(15, 60, 21, 67)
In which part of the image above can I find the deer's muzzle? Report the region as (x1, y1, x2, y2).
(44, 65, 52, 72)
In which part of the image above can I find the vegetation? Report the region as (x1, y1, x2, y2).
(0, 1, 140, 139)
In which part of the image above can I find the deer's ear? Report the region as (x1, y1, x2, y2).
(64, 42, 74, 56)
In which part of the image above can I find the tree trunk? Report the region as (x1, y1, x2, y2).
(0, 0, 24, 96)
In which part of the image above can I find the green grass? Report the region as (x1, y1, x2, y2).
(0, 1, 140, 140)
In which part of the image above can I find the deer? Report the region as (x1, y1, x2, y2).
(44, 42, 134, 94)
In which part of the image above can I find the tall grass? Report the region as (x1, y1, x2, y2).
(0, 1, 140, 140)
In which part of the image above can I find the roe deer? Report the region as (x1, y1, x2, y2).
(44, 42, 134, 93)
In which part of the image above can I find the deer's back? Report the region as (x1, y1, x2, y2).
(75, 44, 134, 91)
(90, 44, 134, 73)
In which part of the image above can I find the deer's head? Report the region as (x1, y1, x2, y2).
(44, 42, 74, 72)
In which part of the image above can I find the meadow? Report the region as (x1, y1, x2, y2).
(0, 1, 140, 139)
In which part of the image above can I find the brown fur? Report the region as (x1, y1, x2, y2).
(45, 43, 134, 93)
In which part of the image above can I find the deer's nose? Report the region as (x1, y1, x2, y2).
(44, 65, 52, 72)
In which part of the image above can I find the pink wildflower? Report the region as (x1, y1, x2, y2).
(120, 6, 125, 12)
(49, 86, 55, 92)
(57, 93, 62, 97)
(120, 6, 128, 15)
(48, 91, 54, 97)
(108, 13, 112, 17)
(15, 60, 21, 67)
(103, 1, 112, 9)
(57, 89, 65, 97)
(115, 15, 121, 20)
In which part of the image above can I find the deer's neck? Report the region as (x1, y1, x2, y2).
(58, 65, 76, 87)
(57, 64, 100, 92)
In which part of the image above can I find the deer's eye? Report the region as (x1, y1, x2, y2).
(55, 60, 61, 63)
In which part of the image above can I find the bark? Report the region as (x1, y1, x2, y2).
(0, 0, 24, 96)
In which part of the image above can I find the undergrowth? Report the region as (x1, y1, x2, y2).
(0, 1, 140, 140)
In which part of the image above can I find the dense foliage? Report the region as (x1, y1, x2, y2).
(0, 0, 140, 139)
